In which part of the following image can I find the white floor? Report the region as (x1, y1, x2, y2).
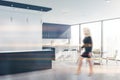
(0, 60, 120, 80)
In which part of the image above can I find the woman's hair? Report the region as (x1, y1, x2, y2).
(83, 27, 91, 37)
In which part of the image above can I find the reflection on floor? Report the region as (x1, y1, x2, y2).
(0, 61, 120, 80)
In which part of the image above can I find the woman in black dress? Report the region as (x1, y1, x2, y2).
(76, 28, 93, 76)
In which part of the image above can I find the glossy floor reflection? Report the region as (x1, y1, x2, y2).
(0, 61, 120, 80)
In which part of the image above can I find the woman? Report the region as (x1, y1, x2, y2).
(76, 28, 93, 76)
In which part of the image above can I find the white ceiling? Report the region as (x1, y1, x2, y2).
(2, 0, 120, 25)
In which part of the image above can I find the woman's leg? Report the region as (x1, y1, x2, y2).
(76, 57, 84, 74)
(87, 58, 93, 76)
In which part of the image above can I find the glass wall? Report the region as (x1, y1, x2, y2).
(103, 19, 120, 59)
(66, 18, 120, 60)
(81, 22, 101, 50)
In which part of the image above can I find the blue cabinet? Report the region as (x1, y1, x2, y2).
(42, 23, 71, 39)
(0, 50, 53, 75)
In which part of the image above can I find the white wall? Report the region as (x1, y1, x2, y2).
(70, 25, 79, 46)
(0, 7, 42, 52)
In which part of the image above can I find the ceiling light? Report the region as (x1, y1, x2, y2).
(105, 0, 111, 3)
(0, 0, 52, 12)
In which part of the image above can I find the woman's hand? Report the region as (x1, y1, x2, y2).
(88, 52, 92, 57)
(77, 47, 83, 52)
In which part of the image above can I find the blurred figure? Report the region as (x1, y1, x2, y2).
(76, 27, 93, 76)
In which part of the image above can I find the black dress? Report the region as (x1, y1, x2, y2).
(81, 36, 92, 58)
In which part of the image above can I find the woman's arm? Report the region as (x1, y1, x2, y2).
(81, 45, 85, 48)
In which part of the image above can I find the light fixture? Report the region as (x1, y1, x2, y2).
(10, 17, 13, 22)
(105, 0, 111, 3)
(26, 17, 29, 23)
(0, 0, 52, 12)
